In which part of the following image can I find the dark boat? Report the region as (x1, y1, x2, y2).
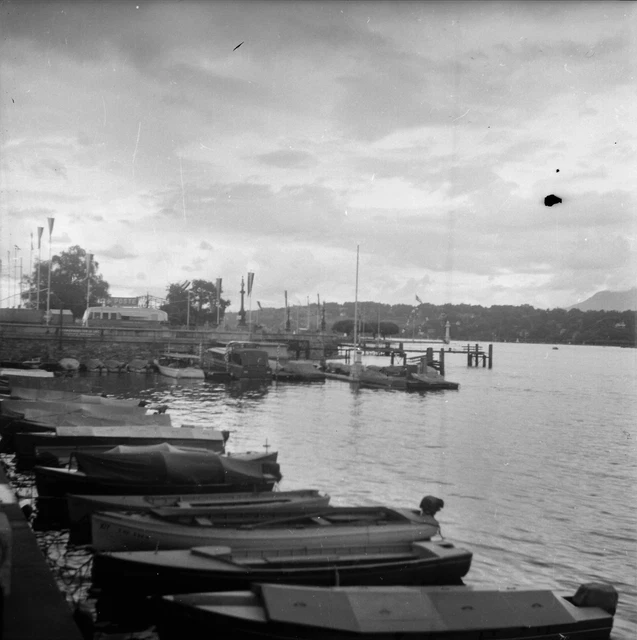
(155, 582, 618, 640)
(92, 539, 472, 597)
(202, 342, 272, 380)
(33, 444, 281, 525)
(13, 424, 229, 470)
(0, 399, 171, 451)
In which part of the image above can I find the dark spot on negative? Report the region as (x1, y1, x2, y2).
(544, 194, 562, 207)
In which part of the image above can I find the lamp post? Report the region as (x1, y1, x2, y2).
(46, 217, 55, 322)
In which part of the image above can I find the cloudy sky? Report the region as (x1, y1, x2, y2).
(1, 0, 635, 312)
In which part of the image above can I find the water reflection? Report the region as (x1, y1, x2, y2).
(7, 343, 636, 638)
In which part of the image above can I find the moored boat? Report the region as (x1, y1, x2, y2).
(271, 360, 326, 382)
(155, 582, 618, 640)
(92, 539, 472, 597)
(90, 503, 442, 552)
(67, 488, 330, 544)
(14, 424, 229, 470)
(154, 353, 204, 379)
(34, 444, 281, 522)
(202, 342, 271, 380)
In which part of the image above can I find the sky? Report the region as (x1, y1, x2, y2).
(1, 0, 635, 313)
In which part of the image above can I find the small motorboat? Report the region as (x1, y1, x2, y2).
(155, 582, 618, 640)
(93, 539, 471, 596)
(14, 424, 229, 471)
(203, 342, 272, 381)
(154, 353, 204, 379)
(66, 488, 330, 544)
(90, 502, 443, 553)
(34, 444, 281, 506)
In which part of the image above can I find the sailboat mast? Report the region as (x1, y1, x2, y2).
(353, 245, 359, 346)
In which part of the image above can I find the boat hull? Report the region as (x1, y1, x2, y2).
(92, 540, 471, 596)
(155, 364, 204, 379)
(155, 583, 617, 640)
(90, 507, 440, 552)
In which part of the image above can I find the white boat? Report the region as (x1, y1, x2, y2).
(154, 353, 204, 379)
(91, 504, 442, 552)
(0, 367, 54, 378)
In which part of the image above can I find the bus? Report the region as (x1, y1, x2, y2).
(82, 306, 168, 327)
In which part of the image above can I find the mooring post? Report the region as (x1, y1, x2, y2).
(488, 343, 493, 369)
(439, 348, 445, 377)
(467, 343, 472, 367)
(426, 347, 433, 367)
(390, 352, 395, 365)
(474, 343, 479, 367)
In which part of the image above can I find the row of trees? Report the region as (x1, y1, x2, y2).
(19, 245, 229, 324)
(15, 245, 637, 345)
(327, 302, 636, 347)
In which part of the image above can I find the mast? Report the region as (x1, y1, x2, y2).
(353, 245, 359, 346)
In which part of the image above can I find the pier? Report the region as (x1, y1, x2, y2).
(340, 341, 494, 375)
(0, 463, 83, 640)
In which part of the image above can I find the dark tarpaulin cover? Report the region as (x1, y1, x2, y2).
(74, 443, 278, 485)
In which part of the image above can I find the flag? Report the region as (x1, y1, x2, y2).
(415, 294, 423, 304)
(37, 227, 44, 249)
(47, 217, 55, 234)
(86, 253, 92, 269)
(247, 272, 254, 296)
(257, 301, 262, 310)
(284, 290, 288, 307)
(14, 245, 20, 251)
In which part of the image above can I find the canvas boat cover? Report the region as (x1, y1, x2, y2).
(0, 400, 171, 427)
(8, 387, 143, 407)
(74, 443, 281, 485)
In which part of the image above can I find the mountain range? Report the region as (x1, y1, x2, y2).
(567, 288, 637, 312)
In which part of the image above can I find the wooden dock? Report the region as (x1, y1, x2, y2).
(339, 341, 494, 374)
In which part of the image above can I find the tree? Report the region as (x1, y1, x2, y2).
(22, 245, 109, 319)
(160, 279, 230, 326)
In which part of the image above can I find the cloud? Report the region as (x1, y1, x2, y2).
(99, 244, 138, 260)
(256, 149, 316, 168)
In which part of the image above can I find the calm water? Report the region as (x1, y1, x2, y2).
(15, 341, 637, 638)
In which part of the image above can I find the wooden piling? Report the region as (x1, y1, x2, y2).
(488, 343, 493, 369)
(439, 348, 445, 377)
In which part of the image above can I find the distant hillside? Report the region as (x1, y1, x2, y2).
(567, 288, 637, 312)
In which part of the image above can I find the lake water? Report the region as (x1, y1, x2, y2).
(11, 341, 637, 638)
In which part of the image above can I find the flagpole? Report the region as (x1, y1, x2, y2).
(46, 217, 55, 322)
(37, 226, 43, 309)
(352, 245, 362, 381)
(19, 257, 23, 308)
(86, 252, 92, 316)
(353, 245, 359, 346)
(29, 232, 33, 307)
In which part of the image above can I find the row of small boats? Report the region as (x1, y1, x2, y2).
(0, 381, 619, 639)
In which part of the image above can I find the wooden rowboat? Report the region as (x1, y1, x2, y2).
(90, 504, 442, 552)
(67, 489, 330, 544)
